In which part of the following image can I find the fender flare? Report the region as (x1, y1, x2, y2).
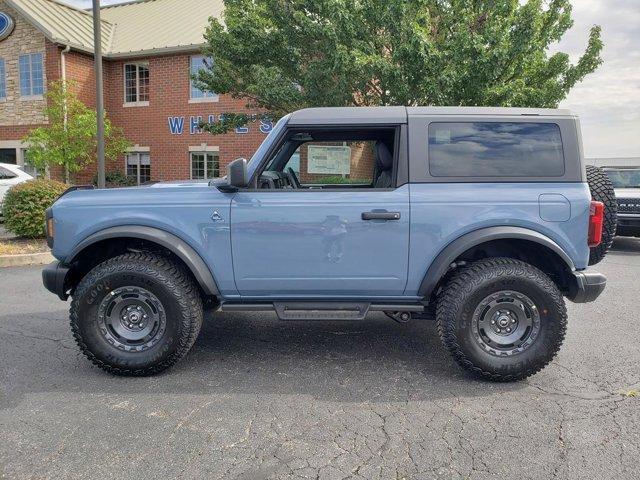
(418, 226, 575, 298)
(68, 226, 220, 296)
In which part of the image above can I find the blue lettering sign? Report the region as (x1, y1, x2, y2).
(168, 116, 184, 135)
(190, 116, 203, 135)
(235, 125, 249, 134)
(208, 114, 216, 124)
(260, 120, 273, 134)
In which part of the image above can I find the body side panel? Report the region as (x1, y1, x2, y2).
(405, 182, 592, 295)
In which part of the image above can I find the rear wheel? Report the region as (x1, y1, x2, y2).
(70, 252, 203, 376)
(437, 258, 567, 381)
(586, 165, 617, 265)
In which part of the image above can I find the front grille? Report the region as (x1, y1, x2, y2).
(617, 198, 640, 214)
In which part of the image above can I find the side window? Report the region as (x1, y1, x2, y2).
(0, 166, 17, 180)
(428, 122, 565, 177)
(260, 129, 396, 190)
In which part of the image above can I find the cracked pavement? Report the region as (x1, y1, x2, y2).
(1, 238, 639, 479)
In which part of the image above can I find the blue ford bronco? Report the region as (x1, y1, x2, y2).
(42, 107, 615, 381)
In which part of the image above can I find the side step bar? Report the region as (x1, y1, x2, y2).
(221, 302, 425, 321)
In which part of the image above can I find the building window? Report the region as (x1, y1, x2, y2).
(21, 149, 42, 178)
(19, 53, 44, 97)
(0, 58, 6, 99)
(124, 63, 149, 104)
(191, 152, 219, 179)
(190, 56, 217, 101)
(126, 152, 151, 185)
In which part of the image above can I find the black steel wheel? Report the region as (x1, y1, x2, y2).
(70, 252, 203, 376)
(437, 258, 567, 382)
(471, 290, 541, 357)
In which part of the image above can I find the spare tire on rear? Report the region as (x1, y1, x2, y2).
(586, 165, 617, 265)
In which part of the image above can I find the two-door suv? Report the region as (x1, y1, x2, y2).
(43, 107, 612, 381)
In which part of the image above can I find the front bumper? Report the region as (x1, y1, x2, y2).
(567, 271, 606, 303)
(42, 261, 71, 300)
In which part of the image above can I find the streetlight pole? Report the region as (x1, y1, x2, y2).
(92, 0, 105, 188)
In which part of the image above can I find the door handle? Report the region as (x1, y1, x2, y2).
(361, 211, 401, 221)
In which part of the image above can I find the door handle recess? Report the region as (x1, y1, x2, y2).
(361, 211, 401, 221)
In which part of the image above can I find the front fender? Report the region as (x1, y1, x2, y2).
(68, 226, 220, 296)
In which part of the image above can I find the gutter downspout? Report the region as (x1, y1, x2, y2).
(61, 45, 71, 183)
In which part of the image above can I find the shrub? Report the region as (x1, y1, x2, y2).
(92, 171, 136, 188)
(3, 179, 68, 239)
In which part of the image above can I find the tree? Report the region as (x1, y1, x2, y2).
(196, 0, 603, 133)
(23, 81, 131, 182)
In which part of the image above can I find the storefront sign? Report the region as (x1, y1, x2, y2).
(0, 12, 15, 41)
(167, 115, 273, 136)
(307, 145, 351, 175)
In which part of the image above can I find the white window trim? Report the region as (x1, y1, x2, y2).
(189, 144, 219, 152)
(190, 150, 220, 180)
(188, 96, 219, 104)
(18, 52, 45, 98)
(123, 62, 150, 106)
(125, 151, 151, 186)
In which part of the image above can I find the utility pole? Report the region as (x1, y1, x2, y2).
(92, 0, 106, 188)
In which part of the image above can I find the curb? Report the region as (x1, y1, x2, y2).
(0, 252, 54, 268)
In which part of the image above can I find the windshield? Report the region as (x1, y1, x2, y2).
(246, 114, 290, 180)
(604, 168, 640, 188)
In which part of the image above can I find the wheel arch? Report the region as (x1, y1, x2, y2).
(419, 226, 576, 300)
(67, 226, 220, 297)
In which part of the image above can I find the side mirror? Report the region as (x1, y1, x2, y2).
(220, 157, 248, 191)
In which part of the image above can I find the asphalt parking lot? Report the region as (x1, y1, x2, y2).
(1, 239, 639, 480)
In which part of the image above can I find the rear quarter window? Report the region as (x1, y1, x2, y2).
(428, 122, 565, 177)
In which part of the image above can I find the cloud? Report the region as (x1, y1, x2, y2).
(552, 0, 640, 158)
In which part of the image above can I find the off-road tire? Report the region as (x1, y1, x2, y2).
(586, 165, 617, 265)
(437, 258, 567, 382)
(70, 252, 203, 376)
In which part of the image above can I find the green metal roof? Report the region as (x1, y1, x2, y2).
(5, 0, 221, 57)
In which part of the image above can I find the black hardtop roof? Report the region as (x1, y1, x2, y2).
(288, 106, 574, 125)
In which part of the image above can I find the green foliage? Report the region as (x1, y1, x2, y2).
(23, 81, 131, 180)
(92, 170, 137, 188)
(197, 0, 603, 133)
(3, 179, 68, 239)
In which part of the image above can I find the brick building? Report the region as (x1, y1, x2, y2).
(0, 0, 270, 184)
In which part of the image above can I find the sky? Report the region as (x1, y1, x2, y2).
(67, 0, 640, 158)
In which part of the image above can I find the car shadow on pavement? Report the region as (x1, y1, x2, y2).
(1, 310, 526, 408)
(610, 236, 640, 254)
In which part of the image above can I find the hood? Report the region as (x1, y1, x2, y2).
(614, 188, 640, 199)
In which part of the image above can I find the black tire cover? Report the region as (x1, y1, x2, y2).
(586, 165, 617, 265)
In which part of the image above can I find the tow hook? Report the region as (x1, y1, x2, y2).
(384, 311, 412, 323)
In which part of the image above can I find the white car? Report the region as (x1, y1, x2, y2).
(0, 163, 34, 216)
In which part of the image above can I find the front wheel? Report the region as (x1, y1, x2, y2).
(437, 258, 567, 381)
(70, 252, 203, 376)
